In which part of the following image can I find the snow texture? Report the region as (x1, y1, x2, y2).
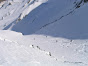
(0, 0, 88, 66)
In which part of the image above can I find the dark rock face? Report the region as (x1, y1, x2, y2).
(75, 0, 88, 8)
(84, 0, 88, 3)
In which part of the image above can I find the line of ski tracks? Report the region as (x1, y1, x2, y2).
(0, 36, 58, 61)
(0, 35, 87, 65)
(38, 3, 82, 31)
(0, 35, 56, 58)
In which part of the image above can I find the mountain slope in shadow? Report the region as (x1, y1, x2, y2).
(4, 0, 88, 39)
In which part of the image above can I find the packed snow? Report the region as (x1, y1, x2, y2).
(0, 0, 88, 66)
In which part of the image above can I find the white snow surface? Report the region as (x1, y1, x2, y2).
(0, 0, 88, 66)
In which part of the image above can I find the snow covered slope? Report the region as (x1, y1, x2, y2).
(0, 0, 46, 29)
(0, 0, 88, 66)
(7, 0, 75, 35)
(0, 30, 61, 66)
(0, 30, 88, 66)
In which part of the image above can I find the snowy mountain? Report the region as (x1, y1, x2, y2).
(0, 0, 88, 66)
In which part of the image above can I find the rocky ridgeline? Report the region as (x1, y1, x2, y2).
(75, 0, 88, 8)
